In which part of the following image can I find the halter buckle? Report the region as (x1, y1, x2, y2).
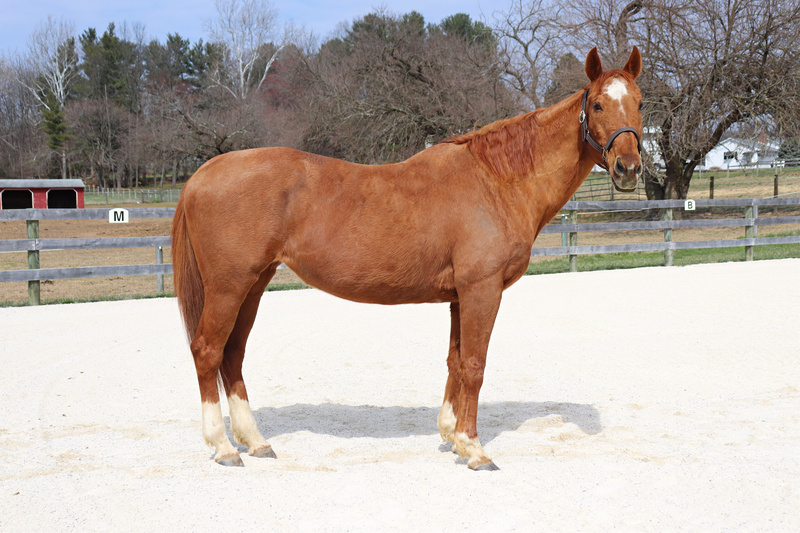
(578, 110, 586, 124)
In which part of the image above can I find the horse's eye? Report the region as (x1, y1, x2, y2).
(593, 103, 603, 111)
(638, 102, 644, 111)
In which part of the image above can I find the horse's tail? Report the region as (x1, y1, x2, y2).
(171, 197, 204, 342)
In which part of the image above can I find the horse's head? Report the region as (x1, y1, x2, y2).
(582, 47, 643, 192)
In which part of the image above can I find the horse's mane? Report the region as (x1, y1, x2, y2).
(445, 69, 633, 181)
(443, 112, 541, 182)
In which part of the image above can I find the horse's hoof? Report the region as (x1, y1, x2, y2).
(216, 453, 244, 467)
(469, 460, 500, 471)
(251, 445, 277, 459)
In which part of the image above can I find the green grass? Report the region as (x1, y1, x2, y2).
(527, 231, 800, 275)
(2, 236, 796, 307)
(266, 282, 310, 292)
(0, 292, 173, 308)
(0, 282, 311, 308)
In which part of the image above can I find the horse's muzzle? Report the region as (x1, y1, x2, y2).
(610, 155, 641, 192)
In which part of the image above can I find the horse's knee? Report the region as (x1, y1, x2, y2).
(461, 357, 486, 389)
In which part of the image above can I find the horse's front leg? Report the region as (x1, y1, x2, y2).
(437, 302, 461, 448)
(452, 277, 502, 471)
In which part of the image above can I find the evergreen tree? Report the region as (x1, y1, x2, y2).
(77, 23, 143, 112)
(40, 90, 68, 151)
(438, 13, 495, 50)
(777, 138, 800, 162)
(40, 89, 69, 178)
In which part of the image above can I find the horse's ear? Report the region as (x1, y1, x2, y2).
(585, 47, 603, 82)
(623, 46, 642, 79)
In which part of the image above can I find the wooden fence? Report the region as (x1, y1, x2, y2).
(0, 207, 174, 305)
(535, 197, 800, 271)
(84, 187, 180, 203)
(570, 173, 647, 201)
(1, 198, 799, 305)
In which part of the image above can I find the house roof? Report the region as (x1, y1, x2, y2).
(0, 179, 85, 189)
(715, 138, 780, 152)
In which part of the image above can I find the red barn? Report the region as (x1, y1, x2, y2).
(0, 179, 85, 209)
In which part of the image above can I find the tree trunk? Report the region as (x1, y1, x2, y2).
(644, 171, 665, 200)
(171, 160, 178, 188)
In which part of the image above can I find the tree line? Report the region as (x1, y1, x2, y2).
(1, 0, 799, 199)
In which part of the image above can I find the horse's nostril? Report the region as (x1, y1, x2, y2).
(615, 158, 626, 175)
(635, 164, 642, 176)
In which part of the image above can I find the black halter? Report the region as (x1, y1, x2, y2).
(579, 89, 641, 169)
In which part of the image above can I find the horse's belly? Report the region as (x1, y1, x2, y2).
(281, 254, 457, 305)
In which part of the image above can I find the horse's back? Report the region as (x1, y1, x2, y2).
(180, 145, 527, 304)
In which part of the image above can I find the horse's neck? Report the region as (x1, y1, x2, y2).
(536, 89, 596, 184)
(511, 91, 597, 238)
(521, 92, 592, 203)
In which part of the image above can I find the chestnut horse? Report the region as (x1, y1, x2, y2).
(172, 47, 643, 470)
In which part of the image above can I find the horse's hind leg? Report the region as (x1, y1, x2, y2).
(438, 302, 461, 449)
(191, 285, 253, 466)
(221, 264, 277, 459)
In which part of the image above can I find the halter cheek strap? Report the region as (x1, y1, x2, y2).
(580, 89, 642, 168)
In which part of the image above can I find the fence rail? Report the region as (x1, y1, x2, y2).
(536, 197, 800, 269)
(0, 207, 175, 304)
(84, 187, 180, 203)
(0, 207, 175, 220)
(1, 199, 799, 304)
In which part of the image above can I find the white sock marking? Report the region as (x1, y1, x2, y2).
(455, 431, 490, 467)
(228, 395, 269, 451)
(202, 401, 237, 458)
(437, 401, 457, 441)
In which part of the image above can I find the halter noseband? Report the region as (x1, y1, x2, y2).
(579, 89, 642, 168)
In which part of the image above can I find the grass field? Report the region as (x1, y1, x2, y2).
(1, 167, 799, 307)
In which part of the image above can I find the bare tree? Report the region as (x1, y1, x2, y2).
(204, 0, 288, 99)
(66, 98, 129, 188)
(19, 16, 79, 110)
(563, 0, 800, 199)
(302, 10, 519, 163)
(492, 0, 563, 109)
(12, 16, 79, 178)
(0, 59, 43, 178)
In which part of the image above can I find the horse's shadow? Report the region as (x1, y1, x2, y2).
(249, 401, 602, 445)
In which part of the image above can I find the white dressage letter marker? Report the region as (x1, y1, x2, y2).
(109, 208, 129, 223)
(684, 200, 696, 211)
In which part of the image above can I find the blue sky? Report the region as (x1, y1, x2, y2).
(1, 1, 491, 53)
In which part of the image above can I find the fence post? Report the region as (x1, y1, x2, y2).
(568, 209, 578, 272)
(560, 214, 568, 257)
(156, 246, 164, 293)
(774, 167, 779, 215)
(663, 207, 674, 267)
(26, 220, 40, 305)
(745, 203, 758, 261)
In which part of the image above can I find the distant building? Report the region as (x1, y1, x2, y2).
(0, 179, 85, 209)
(639, 129, 780, 171)
(702, 138, 780, 170)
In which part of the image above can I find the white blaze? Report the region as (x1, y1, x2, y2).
(605, 78, 628, 102)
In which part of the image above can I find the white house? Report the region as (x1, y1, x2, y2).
(639, 129, 780, 171)
(702, 137, 780, 170)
